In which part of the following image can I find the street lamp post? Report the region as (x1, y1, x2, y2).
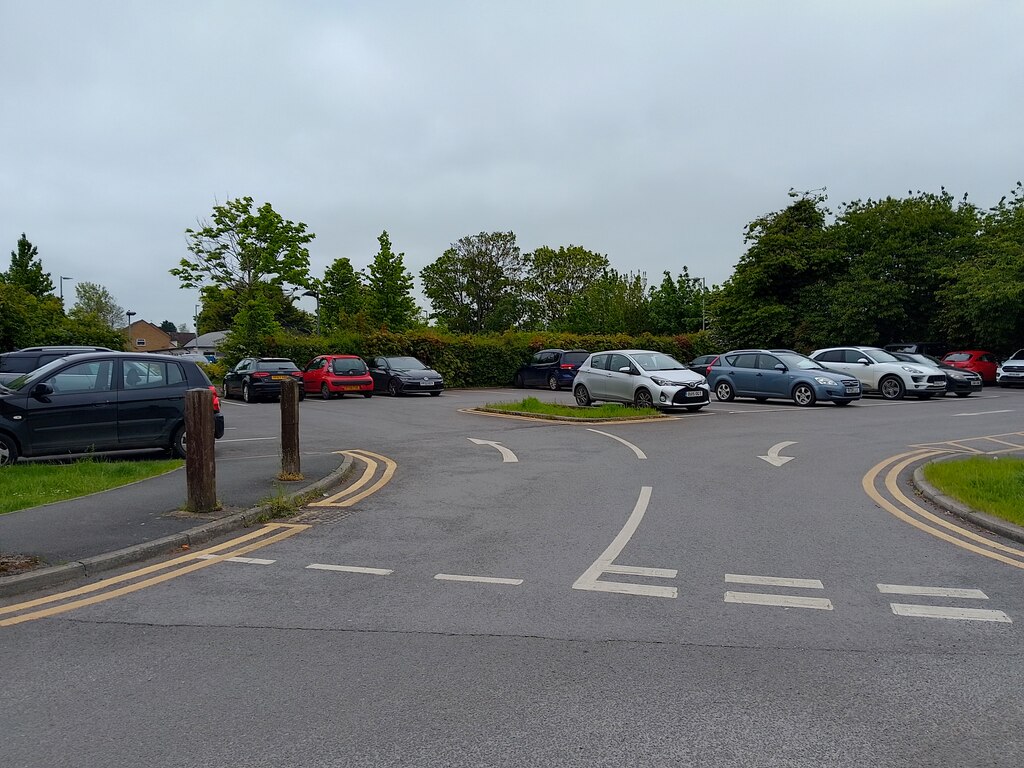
(194, 304, 201, 334)
(125, 310, 136, 347)
(59, 276, 73, 301)
(302, 290, 321, 335)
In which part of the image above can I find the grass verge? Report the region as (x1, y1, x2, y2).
(923, 456, 1024, 527)
(483, 396, 661, 420)
(0, 458, 183, 515)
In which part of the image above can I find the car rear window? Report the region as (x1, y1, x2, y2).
(943, 353, 971, 362)
(561, 352, 589, 366)
(256, 360, 299, 372)
(332, 359, 368, 375)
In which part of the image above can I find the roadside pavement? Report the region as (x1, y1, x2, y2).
(0, 449, 348, 597)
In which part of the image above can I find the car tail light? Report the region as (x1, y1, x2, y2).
(291, 371, 303, 378)
(251, 371, 269, 378)
(208, 385, 221, 412)
(560, 364, 575, 370)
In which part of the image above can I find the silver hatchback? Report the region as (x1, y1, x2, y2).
(573, 349, 711, 411)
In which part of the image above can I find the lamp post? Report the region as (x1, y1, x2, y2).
(59, 276, 73, 301)
(125, 310, 136, 347)
(194, 304, 201, 334)
(302, 290, 321, 335)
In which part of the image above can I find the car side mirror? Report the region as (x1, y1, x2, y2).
(774, 363, 787, 372)
(857, 358, 871, 365)
(618, 366, 636, 375)
(31, 382, 53, 399)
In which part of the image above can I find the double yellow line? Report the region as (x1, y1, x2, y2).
(0, 523, 309, 627)
(310, 450, 396, 507)
(863, 440, 1024, 571)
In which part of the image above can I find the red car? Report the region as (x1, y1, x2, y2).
(941, 350, 1000, 384)
(302, 355, 374, 399)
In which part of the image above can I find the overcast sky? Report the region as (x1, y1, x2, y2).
(2, 2, 1021, 331)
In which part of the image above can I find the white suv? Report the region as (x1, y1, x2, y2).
(809, 346, 947, 400)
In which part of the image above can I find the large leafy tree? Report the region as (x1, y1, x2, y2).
(72, 281, 125, 330)
(647, 268, 705, 335)
(0, 282, 124, 350)
(421, 231, 527, 332)
(524, 245, 608, 330)
(171, 197, 315, 301)
(318, 257, 366, 333)
(3, 233, 54, 299)
(196, 283, 310, 335)
(364, 231, 419, 331)
(563, 268, 650, 334)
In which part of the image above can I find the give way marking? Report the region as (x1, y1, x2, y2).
(572, 486, 677, 598)
(467, 438, 518, 462)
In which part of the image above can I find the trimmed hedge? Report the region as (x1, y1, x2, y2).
(241, 329, 718, 389)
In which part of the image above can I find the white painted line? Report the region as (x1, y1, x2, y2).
(877, 584, 988, 599)
(217, 436, 278, 443)
(586, 429, 647, 459)
(434, 573, 523, 585)
(306, 564, 393, 575)
(954, 409, 1014, 417)
(890, 604, 1011, 622)
(604, 564, 678, 578)
(467, 438, 518, 463)
(725, 574, 824, 589)
(572, 486, 677, 599)
(197, 555, 276, 565)
(724, 592, 833, 610)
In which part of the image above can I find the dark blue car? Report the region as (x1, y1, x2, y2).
(514, 348, 589, 391)
(706, 349, 862, 406)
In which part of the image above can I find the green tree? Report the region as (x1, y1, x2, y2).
(197, 283, 311, 335)
(218, 299, 282, 361)
(647, 268, 705, 335)
(71, 281, 125, 330)
(563, 269, 649, 334)
(319, 257, 366, 333)
(421, 231, 527, 332)
(524, 245, 609, 330)
(3, 233, 54, 299)
(159, 320, 177, 333)
(171, 197, 315, 301)
(364, 231, 419, 331)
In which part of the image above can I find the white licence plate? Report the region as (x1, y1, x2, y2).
(845, 386, 859, 394)
(420, 381, 433, 386)
(685, 390, 704, 398)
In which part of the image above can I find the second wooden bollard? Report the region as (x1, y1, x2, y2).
(279, 378, 303, 480)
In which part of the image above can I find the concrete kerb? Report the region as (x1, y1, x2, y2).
(912, 454, 1024, 546)
(0, 455, 354, 599)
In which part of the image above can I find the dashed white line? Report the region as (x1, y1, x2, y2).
(726, 574, 824, 589)
(217, 436, 278, 443)
(306, 564, 393, 575)
(953, 409, 1014, 417)
(877, 584, 988, 599)
(890, 604, 1011, 622)
(197, 555, 276, 565)
(724, 592, 834, 610)
(434, 574, 523, 585)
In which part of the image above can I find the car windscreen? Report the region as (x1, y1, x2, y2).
(561, 352, 589, 366)
(943, 353, 971, 362)
(866, 349, 900, 363)
(1009, 350, 1024, 361)
(631, 352, 686, 371)
(776, 353, 826, 371)
(332, 359, 368, 375)
(256, 361, 299, 372)
(384, 357, 425, 370)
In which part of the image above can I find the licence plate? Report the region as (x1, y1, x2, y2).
(343, 385, 359, 391)
(845, 386, 859, 394)
(420, 381, 433, 386)
(685, 390, 704, 398)
(272, 375, 288, 380)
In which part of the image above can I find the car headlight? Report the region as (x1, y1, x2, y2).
(650, 376, 673, 387)
(901, 366, 924, 374)
(814, 376, 837, 386)
(949, 372, 968, 380)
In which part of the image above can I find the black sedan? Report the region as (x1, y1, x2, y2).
(369, 356, 444, 396)
(222, 358, 305, 402)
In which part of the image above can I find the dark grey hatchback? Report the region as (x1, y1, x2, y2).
(0, 352, 225, 466)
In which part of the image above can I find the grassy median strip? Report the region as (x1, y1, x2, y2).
(483, 396, 661, 420)
(923, 456, 1024, 527)
(0, 458, 183, 515)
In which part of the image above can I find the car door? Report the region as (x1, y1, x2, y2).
(369, 358, 390, 391)
(816, 349, 854, 378)
(605, 353, 637, 402)
(22, 358, 118, 454)
(726, 353, 759, 395)
(755, 354, 791, 398)
(225, 359, 251, 397)
(117, 359, 188, 446)
(303, 358, 326, 393)
(584, 354, 613, 399)
(845, 349, 882, 388)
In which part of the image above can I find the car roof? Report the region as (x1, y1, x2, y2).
(326, 354, 361, 359)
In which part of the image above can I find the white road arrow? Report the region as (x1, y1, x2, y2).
(758, 440, 797, 467)
(467, 438, 519, 463)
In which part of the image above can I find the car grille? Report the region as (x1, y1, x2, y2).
(926, 375, 945, 384)
(841, 378, 860, 388)
(1004, 364, 1024, 373)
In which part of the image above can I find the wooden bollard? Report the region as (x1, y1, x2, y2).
(280, 378, 303, 480)
(185, 387, 217, 513)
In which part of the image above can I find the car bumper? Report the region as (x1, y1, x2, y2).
(395, 379, 444, 393)
(657, 384, 711, 409)
(997, 372, 1024, 386)
(326, 380, 374, 393)
(820, 383, 862, 402)
(214, 413, 225, 439)
(945, 377, 983, 393)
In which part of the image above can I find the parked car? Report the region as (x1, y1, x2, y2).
(687, 354, 720, 376)
(941, 350, 1000, 384)
(883, 342, 950, 359)
(0, 351, 224, 465)
(707, 350, 861, 406)
(997, 349, 1024, 387)
(810, 346, 946, 400)
(0, 346, 113, 386)
(370, 356, 444, 396)
(222, 358, 305, 402)
(889, 352, 982, 397)
(514, 349, 589, 390)
(302, 355, 374, 399)
(573, 349, 710, 411)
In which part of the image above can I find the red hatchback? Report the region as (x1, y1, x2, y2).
(302, 355, 374, 399)
(941, 350, 1000, 384)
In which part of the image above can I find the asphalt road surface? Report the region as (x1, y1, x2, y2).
(4, 386, 1024, 767)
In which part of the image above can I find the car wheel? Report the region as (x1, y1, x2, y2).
(879, 375, 905, 400)
(634, 388, 654, 410)
(429, 391, 441, 397)
(321, 383, 332, 400)
(388, 379, 401, 397)
(686, 405, 705, 412)
(221, 382, 230, 400)
(363, 392, 373, 399)
(548, 374, 559, 391)
(574, 384, 592, 406)
(171, 425, 187, 458)
(714, 381, 735, 402)
(514, 373, 524, 388)
(0, 433, 19, 466)
(242, 382, 253, 403)
(792, 383, 816, 407)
